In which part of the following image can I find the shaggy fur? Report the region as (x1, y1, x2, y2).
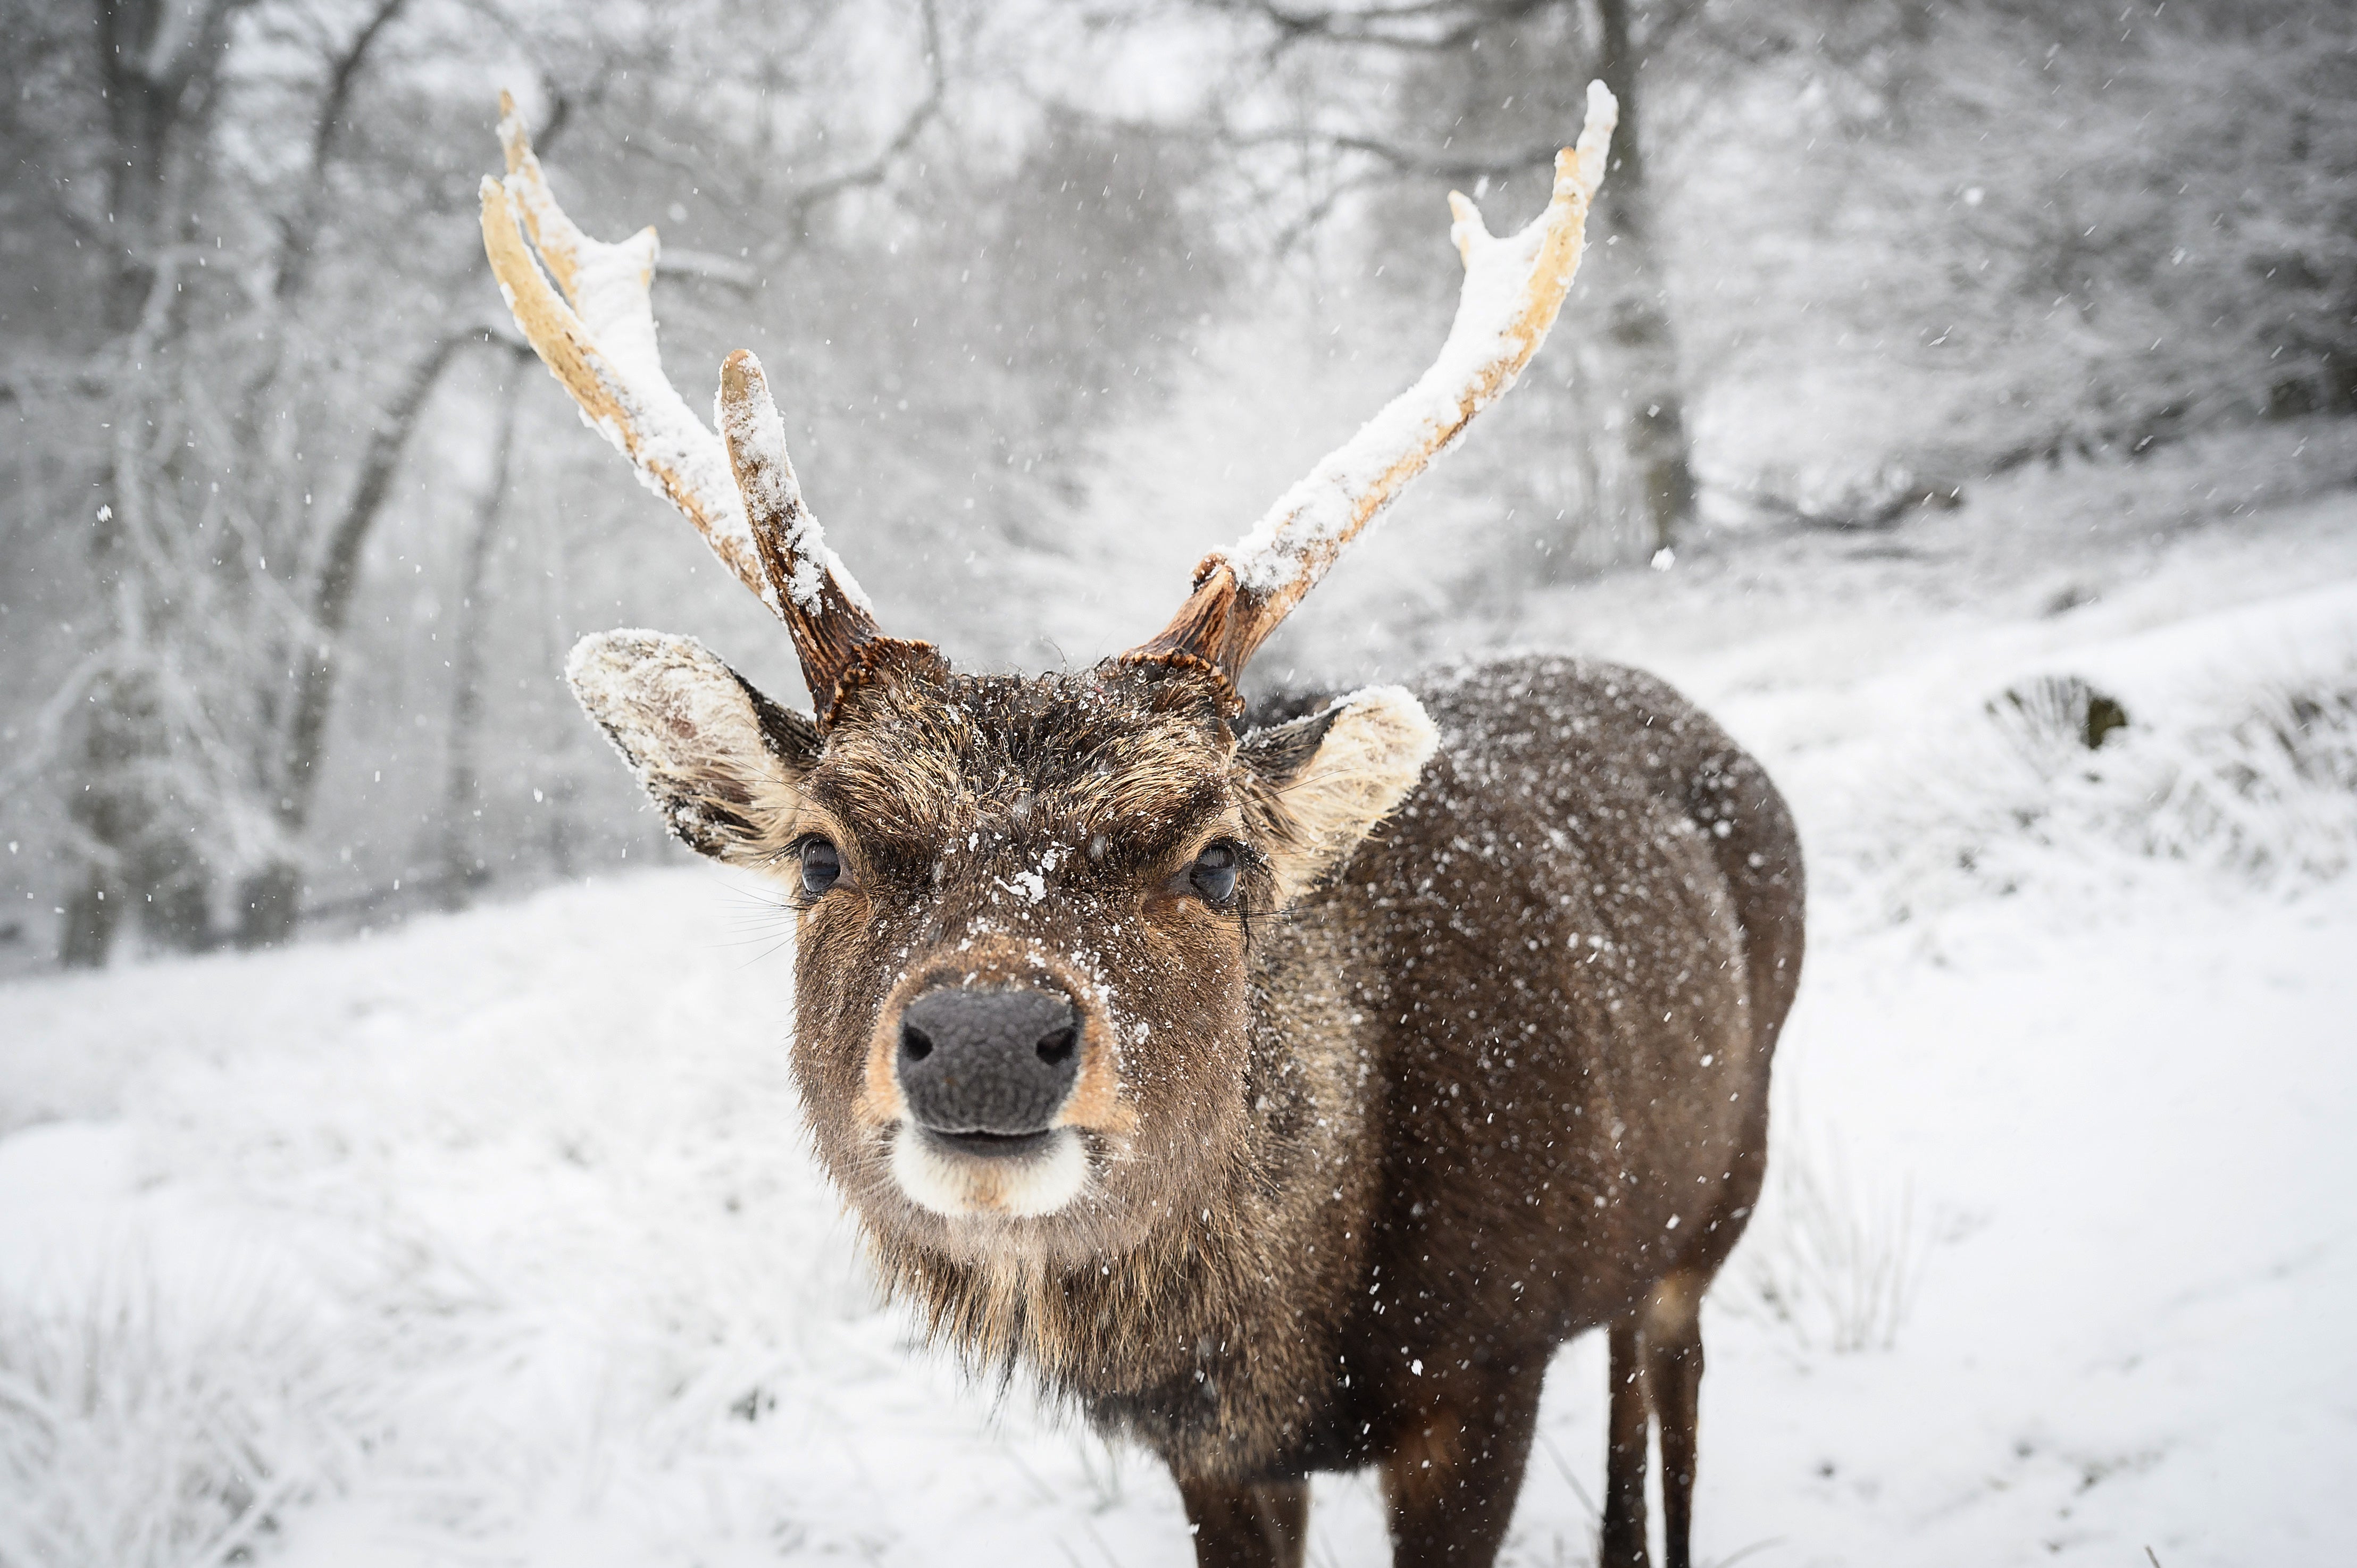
(570, 645, 1804, 1568)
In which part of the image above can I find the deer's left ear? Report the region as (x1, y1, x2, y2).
(566, 630, 820, 871)
(1239, 686, 1440, 904)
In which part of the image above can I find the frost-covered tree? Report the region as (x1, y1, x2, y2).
(0, 0, 1234, 965)
(1669, 0, 2357, 497)
(0, 0, 512, 960)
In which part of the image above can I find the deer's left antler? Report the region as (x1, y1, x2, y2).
(1123, 81, 1618, 699)
(480, 93, 918, 720)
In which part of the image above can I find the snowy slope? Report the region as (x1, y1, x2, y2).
(4, 449, 2354, 1568)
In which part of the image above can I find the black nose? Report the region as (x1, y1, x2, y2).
(897, 987, 1081, 1136)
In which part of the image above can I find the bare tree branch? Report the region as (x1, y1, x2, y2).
(1207, 0, 1549, 55)
(1223, 121, 1562, 184)
(655, 247, 760, 293)
(308, 0, 413, 173)
(782, 0, 947, 228)
(0, 362, 112, 405)
(274, 0, 415, 300)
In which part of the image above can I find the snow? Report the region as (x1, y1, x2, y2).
(1222, 82, 1616, 599)
(4, 457, 2356, 1565)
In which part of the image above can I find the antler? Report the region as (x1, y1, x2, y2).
(1123, 81, 1619, 699)
(479, 91, 912, 720)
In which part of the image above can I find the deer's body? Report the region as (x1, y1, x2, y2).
(864, 656, 1802, 1562)
(484, 82, 1806, 1565)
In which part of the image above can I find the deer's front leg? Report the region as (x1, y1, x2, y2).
(1175, 1473, 1309, 1568)
(1378, 1368, 1545, 1566)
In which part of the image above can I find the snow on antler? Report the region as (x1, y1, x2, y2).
(717, 349, 893, 697)
(1126, 81, 1618, 691)
(479, 92, 874, 624)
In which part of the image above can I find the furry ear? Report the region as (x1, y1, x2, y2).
(1240, 686, 1440, 904)
(566, 630, 818, 871)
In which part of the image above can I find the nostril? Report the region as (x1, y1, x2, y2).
(900, 1022, 935, 1063)
(1035, 1026, 1077, 1066)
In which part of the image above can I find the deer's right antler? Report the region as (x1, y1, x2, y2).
(480, 92, 923, 722)
(1121, 81, 1618, 705)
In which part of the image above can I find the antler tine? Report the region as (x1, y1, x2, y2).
(481, 92, 908, 720)
(717, 350, 897, 708)
(1124, 81, 1619, 703)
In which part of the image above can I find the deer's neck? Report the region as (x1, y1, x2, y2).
(883, 900, 1387, 1473)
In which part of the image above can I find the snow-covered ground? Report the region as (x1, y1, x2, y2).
(5, 431, 2355, 1567)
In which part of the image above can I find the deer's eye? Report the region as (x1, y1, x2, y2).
(799, 837, 842, 895)
(1190, 842, 1240, 904)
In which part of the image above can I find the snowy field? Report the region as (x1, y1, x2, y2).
(5, 430, 2356, 1567)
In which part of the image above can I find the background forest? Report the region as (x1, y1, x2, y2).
(5, 0, 2350, 968)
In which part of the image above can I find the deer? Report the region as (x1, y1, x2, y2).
(480, 79, 1802, 1568)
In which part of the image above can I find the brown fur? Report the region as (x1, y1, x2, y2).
(570, 636, 1803, 1567)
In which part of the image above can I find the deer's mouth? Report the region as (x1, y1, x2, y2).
(920, 1127, 1061, 1161)
(890, 1122, 1089, 1218)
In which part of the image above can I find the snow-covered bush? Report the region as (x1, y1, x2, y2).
(1831, 652, 2357, 928)
(0, 1243, 371, 1568)
(2122, 674, 2357, 879)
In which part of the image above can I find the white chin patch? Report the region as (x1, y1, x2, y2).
(891, 1126, 1089, 1219)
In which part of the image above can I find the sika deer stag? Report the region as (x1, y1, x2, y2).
(482, 83, 1802, 1567)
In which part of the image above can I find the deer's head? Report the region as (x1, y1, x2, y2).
(480, 87, 1614, 1264)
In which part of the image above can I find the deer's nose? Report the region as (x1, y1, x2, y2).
(896, 987, 1080, 1139)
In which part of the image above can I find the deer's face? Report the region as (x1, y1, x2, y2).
(569, 636, 1434, 1264)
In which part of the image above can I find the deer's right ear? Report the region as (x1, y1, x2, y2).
(566, 630, 819, 870)
(1240, 685, 1440, 904)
